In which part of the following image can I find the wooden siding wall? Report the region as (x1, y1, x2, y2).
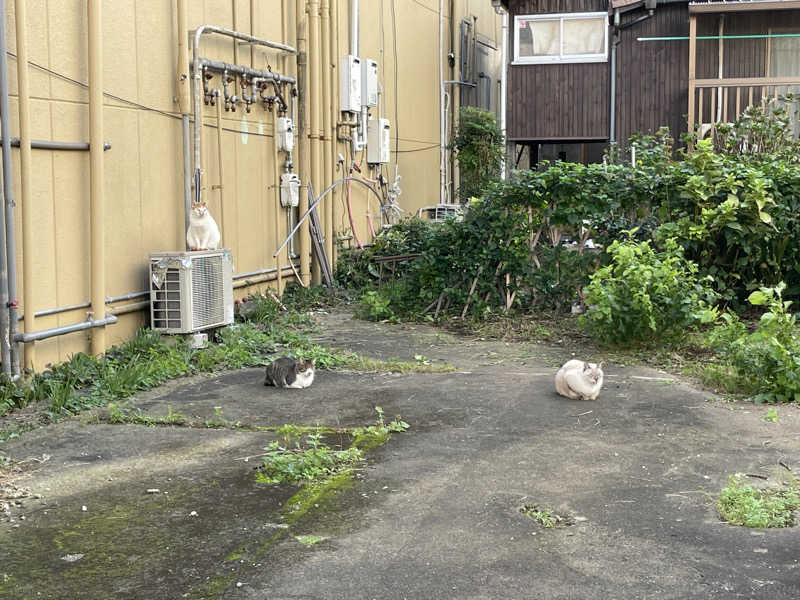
(615, 3, 689, 143)
(695, 11, 800, 80)
(507, 0, 610, 141)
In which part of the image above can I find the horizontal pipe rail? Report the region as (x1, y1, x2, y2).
(0, 137, 111, 151)
(197, 58, 296, 85)
(14, 315, 117, 343)
(233, 262, 299, 281)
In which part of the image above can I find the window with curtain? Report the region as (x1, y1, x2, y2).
(514, 13, 607, 64)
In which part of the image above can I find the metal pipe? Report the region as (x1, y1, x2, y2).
(14, 315, 118, 344)
(192, 25, 296, 208)
(31, 302, 90, 319)
(233, 263, 297, 281)
(215, 92, 226, 241)
(0, 138, 111, 151)
(177, 0, 190, 114)
(0, 0, 11, 375)
(296, 4, 312, 285)
(439, 0, 446, 205)
(89, 0, 106, 357)
(106, 290, 149, 304)
(309, 0, 322, 285)
(17, 291, 147, 321)
(15, 0, 35, 370)
(0, 0, 18, 377)
(233, 265, 298, 289)
(197, 60, 296, 85)
(321, 0, 334, 267)
(108, 301, 149, 316)
(500, 11, 508, 179)
(329, 0, 340, 267)
(610, 10, 620, 143)
(350, 0, 359, 56)
(272, 103, 284, 294)
(182, 115, 191, 248)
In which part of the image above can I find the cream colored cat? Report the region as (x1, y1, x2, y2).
(555, 360, 604, 401)
(186, 201, 221, 250)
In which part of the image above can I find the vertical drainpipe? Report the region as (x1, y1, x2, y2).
(500, 10, 508, 179)
(182, 116, 191, 249)
(350, 0, 359, 56)
(309, 0, 322, 285)
(0, 0, 13, 375)
(609, 9, 620, 144)
(296, 2, 311, 285)
(321, 0, 334, 266)
(439, 0, 447, 206)
(177, 0, 190, 115)
(177, 0, 191, 246)
(330, 0, 340, 266)
(88, 0, 106, 357)
(272, 103, 284, 294)
(14, 0, 35, 370)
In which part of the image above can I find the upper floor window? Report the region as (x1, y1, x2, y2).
(514, 13, 608, 65)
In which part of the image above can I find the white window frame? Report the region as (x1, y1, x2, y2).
(513, 12, 609, 65)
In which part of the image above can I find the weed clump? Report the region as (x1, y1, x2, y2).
(717, 474, 800, 528)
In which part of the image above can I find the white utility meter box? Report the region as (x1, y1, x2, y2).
(340, 55, 362, 113)
(280, 173, 300, 207)
(367, 118, 391, 164)
(276, 117, 294, 152)
(361, 59, 378, 108)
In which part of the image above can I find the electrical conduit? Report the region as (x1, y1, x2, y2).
(89, 0, 108, 357)
(14, 0, 36, 369)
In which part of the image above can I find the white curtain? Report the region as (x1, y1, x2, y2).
(530, 19, 559, 56)
(563, 18, 605, 55)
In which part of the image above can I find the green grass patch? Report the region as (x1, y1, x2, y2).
(295, 535, 326, 546)
(717, 474, 800, 528)
(520, 503, 574, 528)
(257, 408, 408, 486)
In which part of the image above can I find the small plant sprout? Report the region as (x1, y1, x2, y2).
(764, 408, 779, 423)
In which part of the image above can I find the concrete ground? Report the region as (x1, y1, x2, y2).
(1, 311, 799, 599)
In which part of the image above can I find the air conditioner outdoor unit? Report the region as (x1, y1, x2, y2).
(149, 249, 234, 334)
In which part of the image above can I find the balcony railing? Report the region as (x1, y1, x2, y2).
(689, 76, 800, 128)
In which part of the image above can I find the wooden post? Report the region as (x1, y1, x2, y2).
(688, 15, 697, 134)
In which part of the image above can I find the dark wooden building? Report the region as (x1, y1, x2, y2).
(499, 0, 800, 164)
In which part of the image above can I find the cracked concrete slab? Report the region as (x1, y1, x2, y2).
(1, 311, 799, 599)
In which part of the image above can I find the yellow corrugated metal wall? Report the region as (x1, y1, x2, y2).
(1, 0, 502, 371)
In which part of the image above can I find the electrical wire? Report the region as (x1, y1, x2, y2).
(7, 51, 280, 138)
(394, 143, 440, 153)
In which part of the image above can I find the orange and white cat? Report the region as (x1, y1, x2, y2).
(186, 201, 221, 250)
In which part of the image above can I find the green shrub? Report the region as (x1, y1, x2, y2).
(580, 234, 716, 346)
(452, 106, 504, 202)
(708, 282, 800, 403)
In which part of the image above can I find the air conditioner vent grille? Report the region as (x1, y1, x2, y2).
(191, 254, 225, 328)
(149, 250, 234, 334)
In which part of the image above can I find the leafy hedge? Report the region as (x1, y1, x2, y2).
(337, 131, 800, 319)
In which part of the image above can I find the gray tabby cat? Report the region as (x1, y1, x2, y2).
(554, 359, 604, 401)
(264, 357, 316, 389)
